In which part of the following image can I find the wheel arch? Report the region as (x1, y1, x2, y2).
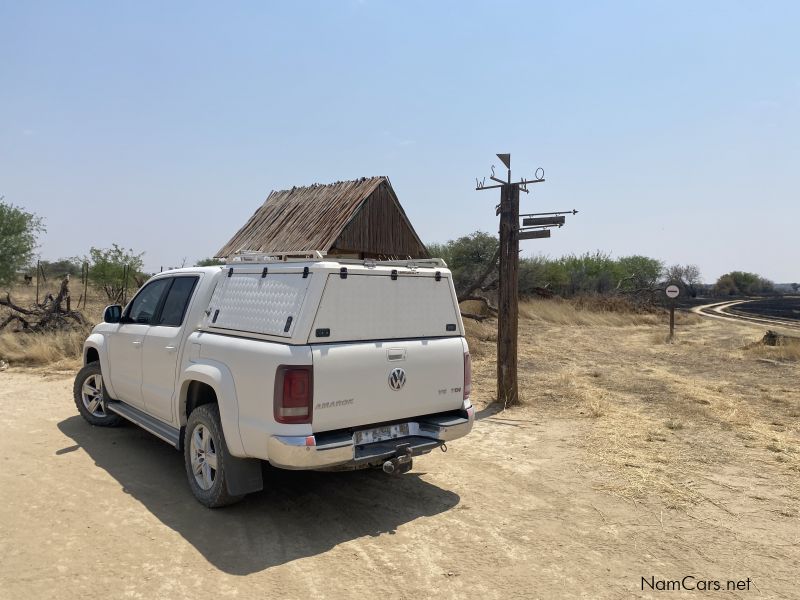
(82, 333, 120, 400)
(179, 362, 245, 457)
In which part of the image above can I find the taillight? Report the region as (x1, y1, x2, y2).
(464, 351, 472, 400)
(274, 366, 313, 424)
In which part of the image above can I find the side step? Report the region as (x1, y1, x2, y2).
(107, 401, 181, 448)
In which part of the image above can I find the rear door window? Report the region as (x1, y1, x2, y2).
(157, 277, 199, 327)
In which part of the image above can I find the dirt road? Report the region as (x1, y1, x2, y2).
(1, 314, 798, 599)
(693, 299, 800, 331)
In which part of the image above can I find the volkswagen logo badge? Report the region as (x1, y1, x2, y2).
(388, 368, 406, 391)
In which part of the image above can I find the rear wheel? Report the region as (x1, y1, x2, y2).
(184, 404, 244, 508)
(73, 362, 122, 427)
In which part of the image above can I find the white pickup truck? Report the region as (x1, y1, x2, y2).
(74, 257, 474, 507)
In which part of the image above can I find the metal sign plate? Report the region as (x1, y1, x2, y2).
(522, 215, 565, 227)
(519, 230, 551, 240)
(665, 285, 680, 299)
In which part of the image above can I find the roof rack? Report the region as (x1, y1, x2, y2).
(227, 251, 327, 263)
(225, 252, 447, 269)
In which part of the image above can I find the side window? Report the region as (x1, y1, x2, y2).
(127, 279, 171, 324)
(157, 277, 199, 327)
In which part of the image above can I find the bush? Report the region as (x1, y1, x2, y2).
(40, 258, 83, 279)
(428, 231, 498, 295)
(86, 244, 145, 301)
(713, 271, 773, 296)
(196, 257, 225, 267)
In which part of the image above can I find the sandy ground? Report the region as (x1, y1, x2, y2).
(1, 314, 798, 599)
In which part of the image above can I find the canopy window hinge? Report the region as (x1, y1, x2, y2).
(435, 271, 442, 281)
(283, 316, 293, 333)
(212, 309, 220, 323)
(340, 267, 348, 279)
(227, 268, 234, 278)
(303, 266, 309, 278)
(261, 267, 268, 278)
(391, 269, 398, 281)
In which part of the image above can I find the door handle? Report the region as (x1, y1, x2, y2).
(165, 345, 177, 353)
(132, 340, 142, 346)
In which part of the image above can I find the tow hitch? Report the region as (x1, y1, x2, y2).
(382, 443, 413, 475)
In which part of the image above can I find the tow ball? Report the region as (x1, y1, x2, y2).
(382, 443, 413, 475)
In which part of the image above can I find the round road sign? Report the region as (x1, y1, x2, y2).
(665, 284, 680, 299)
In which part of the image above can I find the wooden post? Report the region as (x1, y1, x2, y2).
(35, 260, 40, 305)
(475, 154, 570, 407)
(497, 184, 520, 406)
(122, 265, 129, 305)
(82, 262, 89, 309)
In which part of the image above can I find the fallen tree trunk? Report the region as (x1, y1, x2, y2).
(0, 277, 86, 333)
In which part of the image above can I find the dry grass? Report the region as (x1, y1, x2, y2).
(0, 329, 88, 368)
(520, 297, 700, 327)
(744, 338, 800, 362)
(0, 282, 108, 369)
(466, 297, 800, 511)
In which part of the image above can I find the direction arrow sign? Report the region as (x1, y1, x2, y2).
(522, 216, 565, 227)
(665, 285, 680, 299)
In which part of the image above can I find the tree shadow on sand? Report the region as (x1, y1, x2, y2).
(57, 415, 460, 575)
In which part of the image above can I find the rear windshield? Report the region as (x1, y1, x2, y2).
(310, 273, 462, 342)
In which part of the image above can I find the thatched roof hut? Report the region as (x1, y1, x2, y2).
(215, 176, 429, 260)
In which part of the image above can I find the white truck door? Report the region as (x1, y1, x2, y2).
(106, 278, 171, 410)
(141, 276, 199, 424)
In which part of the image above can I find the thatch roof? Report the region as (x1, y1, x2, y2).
(215, 176, 429, 259)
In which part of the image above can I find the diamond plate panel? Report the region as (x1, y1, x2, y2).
(204, 272, 311, 337)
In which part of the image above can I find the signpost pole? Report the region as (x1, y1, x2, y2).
(665, 284, 680, 341)
(475, 153, 576, 406)
(669, 301, 675, 341)
(497, 183, 520, 406)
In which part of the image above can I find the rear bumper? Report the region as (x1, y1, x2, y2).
(266, 403, 475, 470)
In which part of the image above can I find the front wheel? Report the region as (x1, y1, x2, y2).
(73, 362, 122, 427)
(184, 404, 244, 508)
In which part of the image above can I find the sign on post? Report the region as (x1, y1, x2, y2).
(665, 284, 680, 339)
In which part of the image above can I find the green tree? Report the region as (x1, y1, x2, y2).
(616, 255, 665, 291)
(196, 257, 225, 267)
(557, 251, 622, 295)
(713, 271, 773, 296)
(87, 244, 145, 301)
(428, 231, 499, 295)
(0, 198, 45, 288)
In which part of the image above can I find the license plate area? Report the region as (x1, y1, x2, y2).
(354, 423, 410, 445)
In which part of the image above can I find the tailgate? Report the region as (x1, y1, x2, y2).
(311, 337, 466, 432)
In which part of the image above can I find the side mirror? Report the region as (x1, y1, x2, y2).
(103, 305, 123, 324)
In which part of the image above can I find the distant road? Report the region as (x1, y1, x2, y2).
(692, 298, 800, 330)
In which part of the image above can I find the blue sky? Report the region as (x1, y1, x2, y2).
(2, 1, 798, 282)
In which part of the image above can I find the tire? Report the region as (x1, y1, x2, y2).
(73, 362, 122, 427)
(184, 404, 244, 508)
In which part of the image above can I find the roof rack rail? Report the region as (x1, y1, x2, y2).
(225, 252, 447, 269)
(227, 251, 327, 263)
